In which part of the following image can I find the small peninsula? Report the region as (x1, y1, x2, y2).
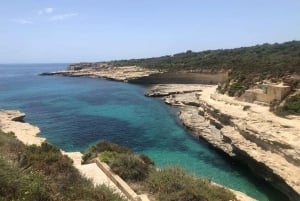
(41, 40, 300, 201)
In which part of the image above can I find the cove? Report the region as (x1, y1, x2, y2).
(0, 64, 288, 201)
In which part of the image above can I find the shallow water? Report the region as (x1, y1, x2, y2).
(0, 64, 288, 201)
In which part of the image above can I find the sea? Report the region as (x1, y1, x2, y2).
(0, 63, 288, 201)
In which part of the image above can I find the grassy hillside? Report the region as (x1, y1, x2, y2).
(107, 41, 300, 95)
(0, 131, 126, 201)
(110, 41, 300, 74)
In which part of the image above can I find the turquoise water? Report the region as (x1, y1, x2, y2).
(0, 64, 288, 201)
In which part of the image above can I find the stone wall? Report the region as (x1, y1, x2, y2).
(242, 83, 291, 104)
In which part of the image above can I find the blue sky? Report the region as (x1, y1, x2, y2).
(1, 0, 300, 63)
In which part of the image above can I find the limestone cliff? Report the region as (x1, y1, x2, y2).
(146, 84, 300, 201)
(40, 65, 160, 82)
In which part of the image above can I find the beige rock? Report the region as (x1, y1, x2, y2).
(147, 84, 300, 201)
(0, 110, 45, 145)
(40, 66, 161, 82)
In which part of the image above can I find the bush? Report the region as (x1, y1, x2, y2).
(276, 94, 300, 116)
(0, 158, 51, 201)
(84, 141, 155, 182)
(19, 142, 74, 176)
(139, 154, 155, 166)
(228, 82, 243, 97)
(110, 154, 151, 182)
(0, 131, 126, 201)
(146, 167, 237, 201)
(99, 151, 119, 163)
(83, 141, 133, 163)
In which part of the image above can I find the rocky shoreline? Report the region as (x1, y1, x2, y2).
(0, 110, 46, 145)
(146, 84, 300, 201)
(40, 66, 161, 82)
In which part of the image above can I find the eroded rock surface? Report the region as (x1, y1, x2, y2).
(146, 84, 300, 201)
(0, 110, 45, 145)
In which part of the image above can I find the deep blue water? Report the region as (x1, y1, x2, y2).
(0, 64, 288, 201)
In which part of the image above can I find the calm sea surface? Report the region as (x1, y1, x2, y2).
(0, 64, 288, 201)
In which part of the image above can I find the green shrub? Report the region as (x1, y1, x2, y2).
(19, 142, 74, 176)
(99, 151, 119, 163)
(139, 154, 155, 166)
(83, 141, 133, 163)
(0, 158, 51, 201)
(228, 82, 243, 96)
(276, 94, 300, 116)
(110, 154, 151, 182)
(0, 131, 126, 201)
(91, 184, 127, 201)
(0, 131, 25, 162)
(146, 167, 237, 201)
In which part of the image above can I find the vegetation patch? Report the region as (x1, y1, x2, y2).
(89, 141, 155, 182)
(83, 140, 133, 162)
(98, 151, 119, 163)
(228, 82, 243, 96)
(276, 94, 300, 116)
(0, 158, 51, 201)
(110, 154, 151, 182)
(0, 131, 126, 201)
(146, 167, 237, 201)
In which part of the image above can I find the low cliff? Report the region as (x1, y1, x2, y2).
(40, 66, 161, 82)
(0, 110, 45, 145)
(41, 63, 229, 85)
(146, 84, 300, 201)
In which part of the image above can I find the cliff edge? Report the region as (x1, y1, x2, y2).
(146, 84, 300, 201)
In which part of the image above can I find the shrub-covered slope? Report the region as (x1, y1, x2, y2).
(84, 141, 238, 201)
(110, 41, 300, 75)
(0, 131, 125, 201)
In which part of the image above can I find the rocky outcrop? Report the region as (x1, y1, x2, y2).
(146, 84, 300, 201)
(0, 110, 45, 145)
(40, 66, 160, 82)
(41, 63, 229, 84)
(145, 84, 204, 97)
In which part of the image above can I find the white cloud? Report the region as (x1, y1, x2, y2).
(38, 7, 54, 15)
(50, 13, 78, 21)
(11, 19, 33, 24)
(45, 8, 54, 14)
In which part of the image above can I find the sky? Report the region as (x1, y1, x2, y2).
(0, 0, 300, 63)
